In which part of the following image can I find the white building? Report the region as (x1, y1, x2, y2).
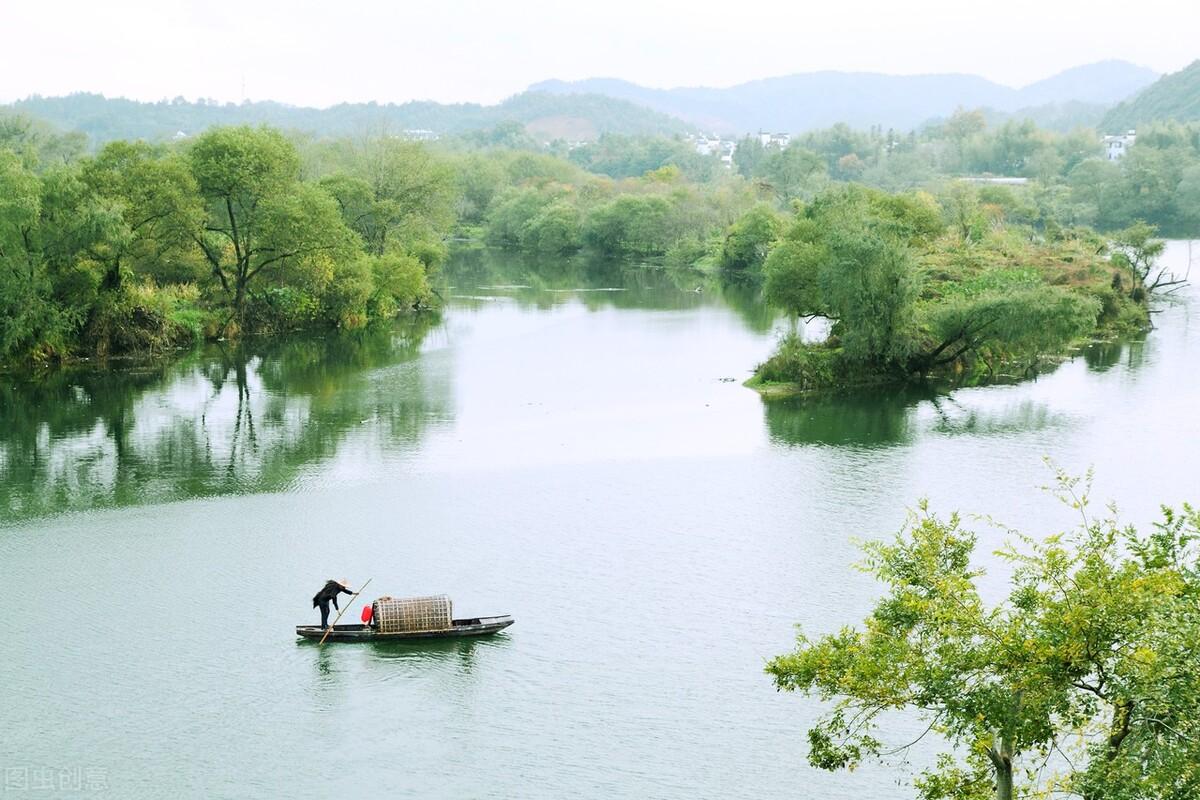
(690, 134, 723, 156)
(687, 133, 737, 168)
(1103, 130, 1136, 161)
(758, 131, 791, 148)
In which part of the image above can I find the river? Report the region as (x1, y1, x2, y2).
(1, 242, 1197, 798)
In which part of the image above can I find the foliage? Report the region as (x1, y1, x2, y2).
(1102, 59, 1200, 131)
(568, 134, 720, 181)
(718, 204, 782, 280)
(0, 123, 456, 366)
(757, 146, 828, 203)
(583, 195, 678, 256)
(767, 470, 1200, 800)
(758, 184, 1139, 389)
(1109, 222, 1171, 296)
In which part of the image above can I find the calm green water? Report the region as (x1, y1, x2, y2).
(2, 243, 1198, 799)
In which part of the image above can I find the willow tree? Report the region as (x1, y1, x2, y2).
(81, 140, 204, 290)
(0, 152, 131, 362)
(314, 137, 456, 263)
(767, 471, 1200, 800)
(762, 186, 940, 367)
(189, 126, 358, 330)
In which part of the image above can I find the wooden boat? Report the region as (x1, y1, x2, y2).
(296, 614, 514, 642)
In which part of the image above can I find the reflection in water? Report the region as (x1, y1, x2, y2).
(764, 387, 1070, 448)
(925, 396, 1072, 438)
(763, 388, 932, 448)
(366, 635, 506, 674)
(0, 317, 446, 522)
(443, 246, 771, 318)
(1081, 336, 1148, 373)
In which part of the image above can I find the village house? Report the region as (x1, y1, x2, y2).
(1103, 130, 1136, 161)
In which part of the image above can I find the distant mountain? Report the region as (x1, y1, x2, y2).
(6, 91, 692, 145)
(951, 101, 1111, 133)
(531, 61, 1159, 134)
(1017, 61, 1162, 107)
(1101, 60, 1200, 131)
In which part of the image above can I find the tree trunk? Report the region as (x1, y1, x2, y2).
(995, 761, 1013, 800)
(987, 737, 1015, 800)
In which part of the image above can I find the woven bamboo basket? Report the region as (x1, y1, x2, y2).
(372, 595, 453, 634)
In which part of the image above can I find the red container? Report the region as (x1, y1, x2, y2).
(360, 605, 373, 623)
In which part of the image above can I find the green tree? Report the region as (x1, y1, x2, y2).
(762, 188, 926, 365)
(768, 472, 1200, 800)
(485, 186, 557, 248)
(521, 200, 582, 254)
(583, 195, 676, 256)
(732, 136, 766, 178)
(758, 146, 827, 204)
(189, 126, 359, 329)
(1067, 159, 1121, 228)
(454, 153, 506, 223)
(1109, 222, 1172, 296)
(918, 279, 1100, 376)
(718, 204, 782, 280)
(81, 140, 204, 290)
(0, 151, 65, 362)
(1173, 163, 1200, 236)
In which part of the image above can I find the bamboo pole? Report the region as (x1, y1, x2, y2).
(318, 578, 372, 646)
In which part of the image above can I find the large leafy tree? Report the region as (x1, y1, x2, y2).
(767, 471, 1200, 800)
(316, 137, 456, 262)
(0, 153, 130, 362)
(81, 140, 204, 290)
(718, 204, 782, 281)
(758, 145, 827, 204)
(189, 126, 358, 329)
(763, 187, 935, 366)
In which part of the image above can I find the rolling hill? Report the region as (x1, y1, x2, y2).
(6, 91, 693, 145)
(531, 61, 1159, 134)
(1101, 60, 1200, 131)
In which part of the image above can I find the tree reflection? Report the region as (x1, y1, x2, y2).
(1080, 336, 1148, 373)
(0, 316, 446, 523)
(763, 388, 931, 448)
(442, 245, 782, 326)
(763, 386, 1069, 448)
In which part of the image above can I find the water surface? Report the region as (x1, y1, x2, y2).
(2, 244, 1198, 798)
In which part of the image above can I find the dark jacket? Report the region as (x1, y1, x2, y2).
(312, 580, 353, 609)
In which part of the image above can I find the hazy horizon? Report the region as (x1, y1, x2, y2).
(2, 0, 1196, 108)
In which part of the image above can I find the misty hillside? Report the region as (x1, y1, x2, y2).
(6, 91, 692, 145)
(531, 60, 1159, 133)
(1102, 60, 1200, 130)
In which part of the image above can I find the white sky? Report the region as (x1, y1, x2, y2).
(1, 0, 1196, 107)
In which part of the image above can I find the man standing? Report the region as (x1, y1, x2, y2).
(312, 579, 354, 629)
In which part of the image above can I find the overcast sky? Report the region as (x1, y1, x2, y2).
(2, 0, 1196, 106)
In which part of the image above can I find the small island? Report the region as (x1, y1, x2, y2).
(742, 187, 1164, 395)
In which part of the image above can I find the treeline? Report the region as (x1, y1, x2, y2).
(0, 118, 454, 365)
(8, 91, 691, 145)
(732, 113, 1200, 236)
(2, 105, 1191, 377)
(477, 162, 757, 260)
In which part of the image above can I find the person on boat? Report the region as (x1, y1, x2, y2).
(312, 579, 354, 629)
